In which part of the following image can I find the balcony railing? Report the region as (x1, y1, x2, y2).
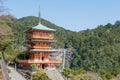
(18, 59, 61, 64)
(32, 46, 51, 49)
(32, 35, 54, 40)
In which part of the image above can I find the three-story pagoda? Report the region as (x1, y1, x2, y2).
(19, 22, 61, 69)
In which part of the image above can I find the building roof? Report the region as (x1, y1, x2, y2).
(31, 39, 57, 43)
(30, 49, 58, 52)
(32, 23, 56, 31)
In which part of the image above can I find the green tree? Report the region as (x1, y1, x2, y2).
(0, 19, 12, 60)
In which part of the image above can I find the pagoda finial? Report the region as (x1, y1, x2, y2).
(38, 5, 41, 25)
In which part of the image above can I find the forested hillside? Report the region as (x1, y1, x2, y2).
(71, 22, 120, 79)
(1, 15, 120, 79)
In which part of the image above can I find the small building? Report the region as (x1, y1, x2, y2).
(18, 22, 61, 70)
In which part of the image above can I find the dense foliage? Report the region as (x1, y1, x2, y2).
(33, 69, 48, 80)
(0, 15, 14, 62)
(71, 22, 120, 76)
(1, 15, 120, 79)
(62, 68, 88, 80)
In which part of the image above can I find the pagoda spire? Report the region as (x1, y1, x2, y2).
(38, 6, 41, 25)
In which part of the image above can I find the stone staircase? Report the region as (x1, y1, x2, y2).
(45, 69, 65, 80)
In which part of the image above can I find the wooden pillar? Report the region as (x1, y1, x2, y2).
(54, 64, 56, 69)
(40, 64, 42, 68)
(50, 64, 51, 69)
(32, 54, 34, 60)
(49, 64, 50, 69)
(38, 53, 40, 60)
(33, 53, 35, 60)
(44, 54, 46, 61)
(40, 53, 42, 61)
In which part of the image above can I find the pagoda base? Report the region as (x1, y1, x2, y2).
(18, 59, 61, 70)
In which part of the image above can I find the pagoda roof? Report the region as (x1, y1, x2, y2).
(29, 49, 58, 52)
(32, 23, 56, 31)
(31, 39, 57, 43)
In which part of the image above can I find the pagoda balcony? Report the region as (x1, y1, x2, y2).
(18, 59, 61, 64)
(31, 46, 51, 49)
(31, 35, 54, 40)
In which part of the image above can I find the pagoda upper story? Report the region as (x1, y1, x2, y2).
(25, 23, 58, 52)
(26, 23, 55, 39)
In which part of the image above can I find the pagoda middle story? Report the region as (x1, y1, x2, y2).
(18, 23, 61, 69)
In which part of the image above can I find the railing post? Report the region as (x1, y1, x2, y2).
(15, 63, 16, 71)
(31, 71, 33, 80)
